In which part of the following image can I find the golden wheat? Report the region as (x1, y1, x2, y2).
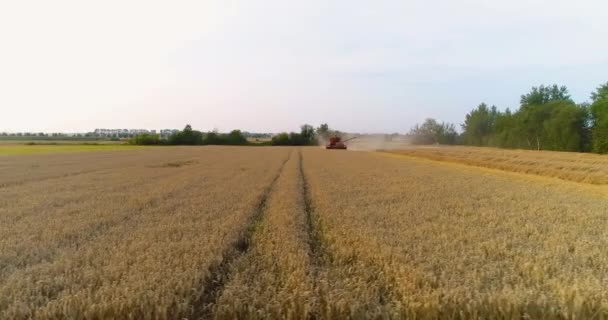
(3, 146, 608, 319)
(0, 147, 290, 319)
(213, 150, 316, 319)
(303, 148, 608, 319)
(389, 146, 608, 184)
(212, 149, 402, 319)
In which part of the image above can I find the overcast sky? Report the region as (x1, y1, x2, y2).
(1, 0, 607, 133)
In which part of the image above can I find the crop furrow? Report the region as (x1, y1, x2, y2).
(191, 150, 293, 320)
(298, 149, 327, 320)
(302, 149, 403, 318)
(299, 150, 324, 265)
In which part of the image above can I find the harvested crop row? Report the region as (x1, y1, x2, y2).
(388, 146, 608, 184)
(303, 148, 608, 319)
(212, 150, 317, 319)
(0, 147, 290, 319)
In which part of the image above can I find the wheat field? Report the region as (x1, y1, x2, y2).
(388, 146, 608, 185)
(1, 146, 608, 319)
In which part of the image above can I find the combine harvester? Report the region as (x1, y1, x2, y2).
(325, 136, 356, 150)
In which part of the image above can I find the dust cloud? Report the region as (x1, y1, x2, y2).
(319, 134, 412, 151)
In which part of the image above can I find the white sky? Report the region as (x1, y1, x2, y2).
(1, 0, 607, 133)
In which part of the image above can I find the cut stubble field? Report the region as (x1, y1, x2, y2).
(388, 145, 608, 185)
(1, 146, 608, 319)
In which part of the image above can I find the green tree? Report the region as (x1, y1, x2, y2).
(169, 124, 203, 145)
(518, 103, 552, 150)
(271, 132, 291, 145)
(203, 131, 220, 145)
(316, 123, 330, 139)
(271, 124, 318, 146)
(516, 85, 582, 151)
(288, 132, 304, 145)
(300, 124, 316, 145)
(409, 118, 457, 145)
(493, 108, 522, 148)
(520, 84, 573, 106)
(462, 103, 499, 146)
(130, 133, 160, 145)
(225, 130, 247, 145)
(541, 101, 589, 151)
(590, 82, 608, 153)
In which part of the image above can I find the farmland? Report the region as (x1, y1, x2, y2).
(0, 144, 140, 156)
(388, 146, 608, 185)
(1, 146, 608, 319)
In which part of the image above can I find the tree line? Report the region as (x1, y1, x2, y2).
(129, 125, 249, 145)
(130, 124, 332, 146)
(409, 82, 608, 153)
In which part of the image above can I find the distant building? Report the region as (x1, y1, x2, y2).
(93, 128, 158, 137)
(94, 129, 129, 136)
(128, 129, 150, 135)
(89, 128, 179, 138)
(160, 129, 179, 137)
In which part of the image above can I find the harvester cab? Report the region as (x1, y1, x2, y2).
(325, 136, 356, 150)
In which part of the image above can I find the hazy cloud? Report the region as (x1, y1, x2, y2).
(1, 0, 607, 132)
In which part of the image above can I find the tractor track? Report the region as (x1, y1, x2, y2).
(298, 149, 325, 266)
(298, 149, 395, 316)
(191, 150, 293, 320)
(298, 149, 326, 320)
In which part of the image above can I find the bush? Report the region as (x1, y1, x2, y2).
(129, 133, 160, 145)
(202, 130, 248, 145)
(409, 118, 458, 145)
(225, 130, 248, 145)
(168, 125, 203, 145)
(592, 127, 608, 153)
(271, 125, 317, 146)
(130, 124, 315, 147)
(271, 133, 291, 146)
(202, 131, 221, 145)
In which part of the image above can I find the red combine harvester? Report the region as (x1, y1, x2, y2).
(325, 136, 356, 150)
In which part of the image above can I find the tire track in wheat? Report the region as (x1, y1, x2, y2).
(297, 149, 326, 319)
(191, 150, 293, 319)
(301, 148, 402, 319)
